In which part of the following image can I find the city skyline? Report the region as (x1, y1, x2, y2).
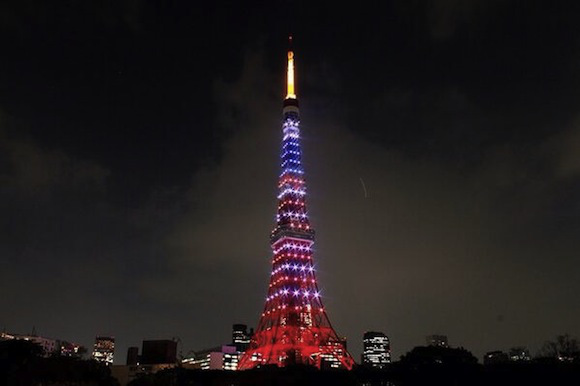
(1, 1, 580, 365)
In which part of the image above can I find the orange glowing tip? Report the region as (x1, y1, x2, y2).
(286, 45, 296, 99)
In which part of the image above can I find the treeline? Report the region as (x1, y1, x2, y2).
(0, 339, 118, 386)
(3, 338, 580, 385)
(127, 346, 580, 386)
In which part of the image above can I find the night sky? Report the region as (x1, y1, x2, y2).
(1, 1, 580, 364)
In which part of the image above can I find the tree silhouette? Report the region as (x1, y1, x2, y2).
(399, 345, 478, 367)
(539, 334, 580, 362)
(0, 339, 118, 385)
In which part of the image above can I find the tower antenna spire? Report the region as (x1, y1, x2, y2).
(286, 36, 296, 100)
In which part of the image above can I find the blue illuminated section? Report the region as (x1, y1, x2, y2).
(270, 103, 315, 243)
(280, 113, 304, 177)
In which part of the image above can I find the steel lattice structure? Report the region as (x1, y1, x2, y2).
(238, 41, 355, 370)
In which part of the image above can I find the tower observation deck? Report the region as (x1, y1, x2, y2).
(237, 39, 355, 370)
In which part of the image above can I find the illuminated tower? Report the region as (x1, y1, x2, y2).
(238, 39, 355, 370)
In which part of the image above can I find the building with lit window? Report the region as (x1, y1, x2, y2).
(1, 331, 82, 358)
(59, 340, 84, 357)
(92, 336, 115, 366)
(1, 332, 57, 356)
(362, 331, 391, 369)
(317, 337, 349, 369)
(509, 347, 531, 362)
(232, 324, 252, 352)
(182, 345, 239, 370)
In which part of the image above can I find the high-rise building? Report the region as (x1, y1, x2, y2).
(140, 339, 177, 365)
(126, 346, 139, 365)
(237, 38, 355, 370)
(232, 324, 251, 352)
(92, 336, 115, 366)
(426, 334, 448, 348)
(182, 345, 239, 371)
(362, 331, 391, 369)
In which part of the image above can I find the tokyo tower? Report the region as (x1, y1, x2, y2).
(238, 39, 355, 370)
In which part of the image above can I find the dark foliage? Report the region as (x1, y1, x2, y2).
(126, 347, 580, 386)
(128, 365, 358, 386)
(539, 334, 580, 362)
(398, 345, 478, 367)
(3, 341, 580, 386)
(124, 362, 580, 386)
(0, 339, 119, 386)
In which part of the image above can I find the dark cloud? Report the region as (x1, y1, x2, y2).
(422, 0, 501, 40)
(0, 128, 109, 191)
(553, 122, 580, 178)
